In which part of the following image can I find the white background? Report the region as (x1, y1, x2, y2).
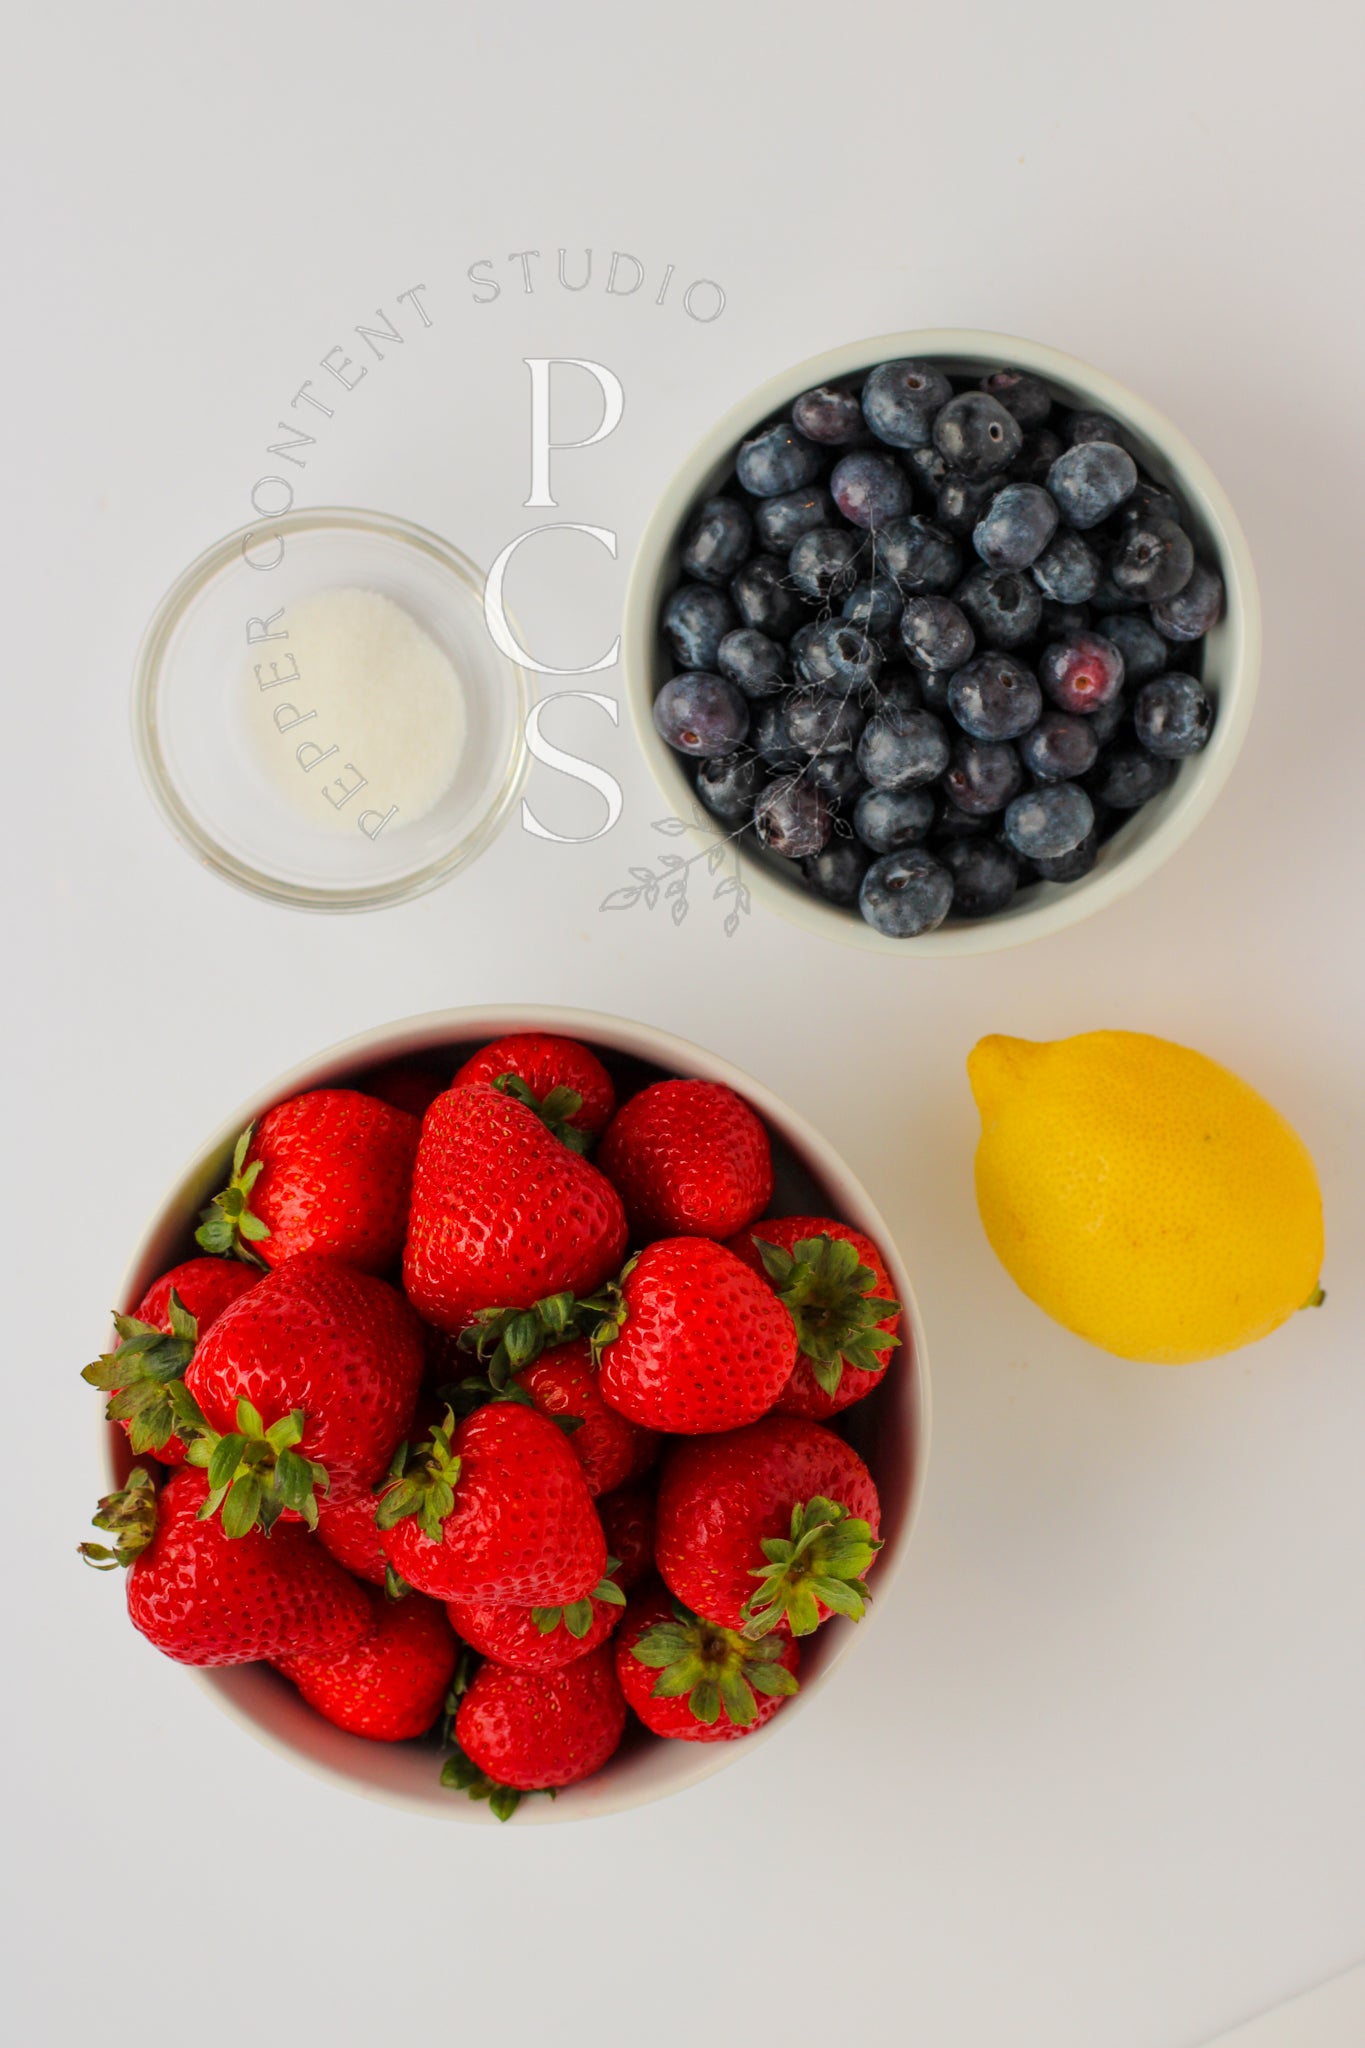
(4, 6, 1363, 2045)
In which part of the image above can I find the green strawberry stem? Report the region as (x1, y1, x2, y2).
(78, 1467, 158, 1569)
(183, 1398, 330, 1537)
(632, 1598, 800, 1726)
(752, 1234, 900, 1398)
(530, 1560, 627, 1639)
(81, 1289, 202, 1455)
(439, 1744, 540, 1822)
(458, 1291, 581, 1390)
(194, 1124, 272, 1266)
(577, 1256, 640, 1363)
(491, 1074, 592, 1156)
(375, 1408, 462, 1544)
(741, 1495, 883, 1640)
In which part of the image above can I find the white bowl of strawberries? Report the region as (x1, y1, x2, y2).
(85, 1008, 928, 1821)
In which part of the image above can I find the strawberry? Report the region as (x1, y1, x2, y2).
(445, 1645, 627, 1815)
(80, 1466, 372, 1666)
(586, 1238, 797, 1434)
(597, 1079, 773, 1240)
(596, 1480, 656, 1592)
(656, 1416, 882, 1637)
(360, 1060, 450, 1119)
(82, 1257, 258, 1464)
(452, 1032, 616, 1142)
(616, 1582, 800, 1741)
(445, 1561, 626, 1674)
(273, 1586, 457, 1741)
(378, 1402, 606, 1605)
(315, 1492, 400, 1593)
(726, 1217, 902, 1419)
(183, 1254, 424, 1532)
(195, 1088, 420, 1275)
(402, 1082, 627, 1335)
(506, 1335, 655, 1497)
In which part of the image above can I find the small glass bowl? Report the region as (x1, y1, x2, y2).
(132, 507, 530, 910)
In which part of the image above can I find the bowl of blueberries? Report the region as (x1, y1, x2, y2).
(622, 330, 1259, 949)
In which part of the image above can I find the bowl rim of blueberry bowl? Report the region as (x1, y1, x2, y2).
(100, 1005, 930, 1823)
(622, 328, 1260, 956)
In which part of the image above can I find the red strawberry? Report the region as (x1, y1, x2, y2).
(447, 1645, 626, 1814)
(445, 1564, 626, 1674)
(82, 1257, 259, 1465)
(514, 1337, 655, 1497)
(453, 1033, 616, 1142)
(616, 1582, 800, 1741)
(195, 1089, 420, 1275)
(588, 1238, 796, 1434)
(184, 1254, 424, 1531)
(314, 1492, 393, 1589)
(656, 1416, 882, 1637)
(597, 1079, 773, 1240)
(402, 1082, 626, 1335)
(726, 1217, 902, 1419)
(274, 1586, 457, 1741)
(361, 1060, 450, 1119)
(596, 1481, 656, 1592)
(80, 1466, 372, 1667)
(378, 1403, 606, 1606)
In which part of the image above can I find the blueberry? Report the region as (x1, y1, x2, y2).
(785, 685, 866, 757)
(1030, 827, 1099, 882)
(735, 420, 823, 497)
(806, 751, 867, 802)
(874, 515, 961, 594)
(792, 619, 883, 693)
(755, 775, 831, 858)
(1097, 612, 1169, 685)
(1039, 630, 1125, 714)
(1011, 427, 1065, 485)
(803, 837, 871, 905)
(1065, 409, 1125, 447)
(1151, 562, 1224, 641)
(972, 483, 1059, 571)
(679, 497, 753, 585)
(1039, 600, 1093, 640)
(1003, 782, 1094, 860)
(1091, 747, 1174, 809)
(831, 450, 914, 529)
(753, 485, 836, 555)
(1134, 673, 1213, 757)
(900, 594, 975, 672)
(789, 526, 863, 600)
(792, 384, 866, 446)
(695, 752, 764, 826)
(842, 577, 904, 639)
(936, 472, 999, 536)
(933, 392, 1024, 479)
(731, 555, 810, 639)
(956, 565, 1043, 650)
(1089, 561, 1145, 614)
(1047, 441, 1138, 529)
(717, 627, 787, 699)
(1088, 691, 1129, 747)
(947, 653, 1043, 741)
(1123, 479, 1184, 529)
(662, 583, 738, 669)
(751, 699, 804, 770)
(941, 737, 1023, 816)
(653, 672, 749, 758)
(861, 359, 954, 449)
(940, 836, 1020, 917)
(857, 704, 951, 791)
(1018, 711, 1099, 782)
(1031, 529, 1101, 604)
(914, 667, 951, 715)
(859, 848, 954, 936)
(1110, 516, 1194, 602)
(907, 444, 950, 494)
(932, 798, 991, 841)
(871, 666, 925, 712)
(853, 785, 937, 854)
(980, 367, 1052, 429)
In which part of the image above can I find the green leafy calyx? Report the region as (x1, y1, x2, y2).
(458, 1290, 580, 1391)
(530, 1559, 627, 1639)
(79, 1467, 158, 1569)
(632, 1597, 800, 1725)
(753, 1234, 900, 1397)
(741, 1495, 882, 1640)
(492, 1073, 592, 1156)
(578, 1256, 641, 1364)
(439, 1744, 530, 1822)
(375, 1409, 462, 1546)
(183, 1398, 329, 1537)
(81, 1289, 201, 1454)
(194, 1124, 272, 1265)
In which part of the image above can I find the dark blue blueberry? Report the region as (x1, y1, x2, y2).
(1018, 711, 1099, 782)
(1123, 479, 1184, 529)
(842, 577, 904, 639)
(717, 627, 787, 699)
(1003, 782, 1094, 860)
(936, 471, 999, 537)
(730, 554, 809, 639)
(900, 594, 975, 672)
(792, 384, 866, 446)
(695, 752, 764, 826)
(1038, 631, 1125, 715)
(1047, 441, 1138, 529)
(947, 653, 1043, 741)
(1088, 691, 1129, 748)
(785, 685, 867, 757)
(907, 444, 950, 493)
(857, 704, 951, 791)
(1151, 562, 1224, 641)
(1089, 560, 1145, 614)
(932, 798, 991, 841)
(1065, 409, 1125, 446)
(831, 450, 913, 530)
(861, 359, 954, 449)
(973, 483, 1059, 571)
(1134, 673, 1213, 757)
(662, 583, 738, 670)
(956, 566, 1043, 651)
(980, 368, 1052, 428)
(1011, 427, 1065, 485)
(1097, 612, 1168, 685)
(789, 526, 864, 600)
(940, 836, 1020, 917)
(1090, 747, 1175, 808)
(735, 420, 823, 497)
(914, 667, 951, 715)
(679, 497, 753, 585)
(854, 786, 936, 854)
(755, 775, 831, 858)
(941, 737, 1023, 816)
(750, 699, 804, 770)
(803, 836, 871, 905)
(933, 392, 1023, 479)
(1110, 516, 1194, 602)
(806, 751, 867, 803)
(792, 619, 883, 692)
(1030, 827, 1099, 883)
(859, 847, 954, 936)
(653, 671, 749, 758)
(874, 515, 961, 594)
(1031, 529, 1101, 604)
(753, 485, 835, 555)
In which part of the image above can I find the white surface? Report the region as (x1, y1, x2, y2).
(1203, 1965, 1365, 2047)
(4, 6, 1363, 2047)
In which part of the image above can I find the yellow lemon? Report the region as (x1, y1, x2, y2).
(968, 1031, 1325, 1364)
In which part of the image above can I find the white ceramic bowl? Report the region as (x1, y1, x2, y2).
(623, 329, 1260, 956)
(102, 1006, 929, 1822)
